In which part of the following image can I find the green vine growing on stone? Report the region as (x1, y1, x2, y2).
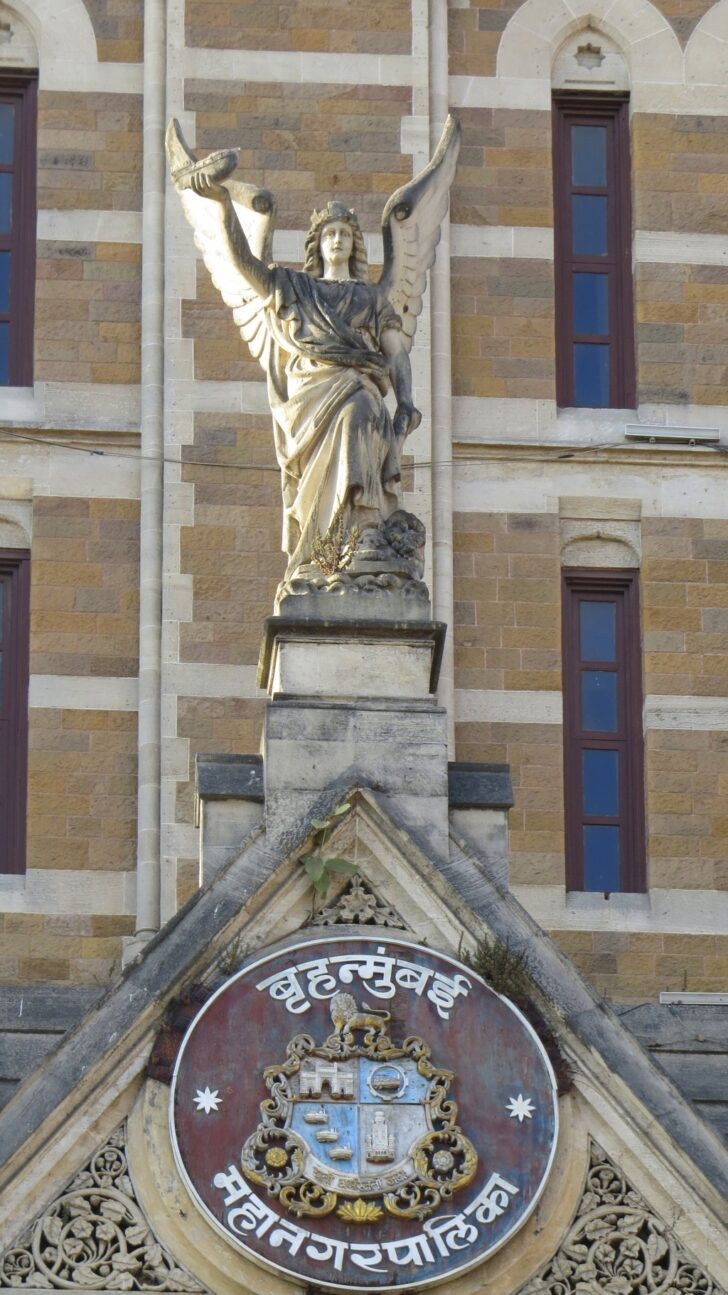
(301, 801, 357, 896)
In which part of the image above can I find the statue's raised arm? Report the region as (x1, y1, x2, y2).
(167, 114, 460, 612)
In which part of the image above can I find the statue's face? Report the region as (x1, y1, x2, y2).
(320, 220, 355, 277)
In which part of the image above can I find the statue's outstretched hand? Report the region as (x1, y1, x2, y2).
(189, 169, 229, 203)
(393, 401, 422, 440)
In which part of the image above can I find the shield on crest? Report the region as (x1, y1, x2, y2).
(240, 992, 478, 1222)
(289, 1056, 432, 1193)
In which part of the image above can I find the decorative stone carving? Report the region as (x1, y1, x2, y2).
(278, 510, 429, 606)
(166, 116, 460, 608)
(0, 1126, 204, 1291)
(519, 1139, 726, 1295)
(311, 876, 405, 928)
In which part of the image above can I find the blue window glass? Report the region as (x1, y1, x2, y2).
(572, 125, 607, 187)
(583, 825, 620, 891)
(0, 251, 9, 312)
(574, 343, 609, 406)
(0, 103, 13, 165)
(580, 600, 616, 661)
(582, 749, 619, 817)
(0, 173, 11, 234)
(573, 273, 608, 336)
(572, 195, 607, 256)
(0, 321, 8, 384)
(581, 670, 617, 731)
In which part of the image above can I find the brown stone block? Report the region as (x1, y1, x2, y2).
(497, 578, 558, 603)
(453, 531, 497, 554)
(687, 583, 728, 607)
(503, 670, 560, 690)
(499, 624, 558, 651)
(514, 602, 560, 629)
(644, 607, 702, 631)
(17, 958, 71, 982)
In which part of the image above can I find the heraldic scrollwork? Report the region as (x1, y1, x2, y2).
(240, 992, 477, 1224)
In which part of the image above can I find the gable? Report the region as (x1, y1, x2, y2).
(1, 792, 728, 1291)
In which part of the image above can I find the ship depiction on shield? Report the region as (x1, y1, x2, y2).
(240, 992, 477, 1224)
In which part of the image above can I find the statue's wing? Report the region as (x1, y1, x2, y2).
(166, 119, 277, 368)
(378, 114, 461, 352)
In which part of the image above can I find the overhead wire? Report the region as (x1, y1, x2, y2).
(0, 426, 726, 473)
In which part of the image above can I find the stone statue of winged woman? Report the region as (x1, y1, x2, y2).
(167, 115, 460, 602)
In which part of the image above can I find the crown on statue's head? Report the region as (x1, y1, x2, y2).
(309, 200, 359, 232)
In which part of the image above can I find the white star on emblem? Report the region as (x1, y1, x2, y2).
(506, 1094, 535, 1123)
(193, 1086, 222, 1114)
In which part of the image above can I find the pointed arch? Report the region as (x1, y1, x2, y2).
(497, 0, 684, 89)
(685, 0, 728, 84)
(1, 0, 97, 80)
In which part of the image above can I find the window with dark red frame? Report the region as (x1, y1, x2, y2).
(0, 72, 37, 387)
(0, 550, 30, 874)
(562, 570, 645, 893)
(552, 94, 635, 409)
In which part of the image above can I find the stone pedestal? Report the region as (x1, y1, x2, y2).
(257, 614, 450, 860)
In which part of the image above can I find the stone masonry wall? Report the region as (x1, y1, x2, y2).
(185, 0, 411, 53)
(38, 93, 143, 212)
(551, 929, 728, 1001)
(451, 258, 555, 399)
(653, 1, 716, 44)
(30, 497, 140, 679)
(452, 109, 552, 229)
(35, 242, 141, 385)
(453, 509, 728, 998)
(82, 0, 144, 62)
(173, 411, 281, 906)
(448, 0, 716, 68)
(6, 495, 142, 985)
(187, 80, 412, 231)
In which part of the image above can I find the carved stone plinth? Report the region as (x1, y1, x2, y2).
(257, 616, 450, 860)
(275, 510, 431, 620)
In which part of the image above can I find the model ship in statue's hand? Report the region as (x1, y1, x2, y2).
(167, 115, 460, 610)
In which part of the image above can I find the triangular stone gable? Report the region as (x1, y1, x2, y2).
(2, 790, 728, 1290)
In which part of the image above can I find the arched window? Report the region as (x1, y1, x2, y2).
(0, 9, 38, 387)
(552, 33, 635, 409)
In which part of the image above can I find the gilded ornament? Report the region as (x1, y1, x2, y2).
(239, 993, 477, 1224)
(337, 1199, 384, 1224)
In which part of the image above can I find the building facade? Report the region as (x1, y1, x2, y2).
(1, 0, 728, 1156)
(3, 3, 728, 1290)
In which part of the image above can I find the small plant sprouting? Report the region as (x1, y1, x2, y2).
(463, 934, 574, 1096)
(301, 801, 357, 898)
(310, 515, 360, 577)
(461, 933, 530, 1000)
(217, 935, 250, 978)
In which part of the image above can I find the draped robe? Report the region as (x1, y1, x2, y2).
(261, 268, 403, 575)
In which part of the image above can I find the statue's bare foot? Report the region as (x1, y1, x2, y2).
(166, 118, 238, 194)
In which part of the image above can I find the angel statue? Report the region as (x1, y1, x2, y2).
(166, 115, 460, 610)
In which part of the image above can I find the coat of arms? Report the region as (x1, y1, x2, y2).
(240, 992, 477, 1224)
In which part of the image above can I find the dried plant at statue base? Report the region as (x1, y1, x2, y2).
(301, 802, 357, 899)
(310, 516, 360, 577)
(463, 935, 573, 1096)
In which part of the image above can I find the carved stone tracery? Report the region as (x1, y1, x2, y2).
(0, 1126, 204, 1291)
(519, 1139, 726, 1295)
(311, 875, 405, 928)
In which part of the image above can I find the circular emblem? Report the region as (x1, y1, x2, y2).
(171, 935, 558, 1290)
